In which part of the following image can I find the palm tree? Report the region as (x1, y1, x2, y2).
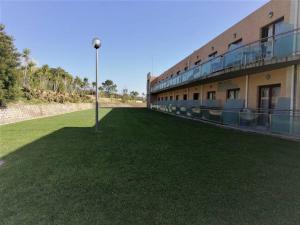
(83, 77, 89, 93)
(41, 64, 50, 89)
(22, 48, 31, 87)
(27, 60, 36, 88)
(92, 82, 97, 94)
(73, 76, 83, 94)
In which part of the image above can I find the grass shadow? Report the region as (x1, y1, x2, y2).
(1, 108, 300, 224)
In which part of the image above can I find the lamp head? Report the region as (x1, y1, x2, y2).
(92, 38, 101, 49)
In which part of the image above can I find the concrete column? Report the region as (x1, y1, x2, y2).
(200, 85, 203, 105)
(187, 88, 189, 100)
(296, 64, 300, 111)
(286, 66, 294, 112)
(290, 0, 300, 56)
(245, 75, 249, 109)
(290, 0, 300, 28)
(146, 74, 150, 108)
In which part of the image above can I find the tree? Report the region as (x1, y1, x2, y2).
(122, 88, 129, 102)
(83, 77, 89, 92)
(40, 64, 50, 89)
(0, 24, 20, 105)
(22, 48, 31, 88)
(130, 91, 139, 100)
(73, 76, 83, 94)
(101, 80, 117, 97)
(0, 23, 94, 104)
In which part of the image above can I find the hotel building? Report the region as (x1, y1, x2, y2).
(147, 0, 300, 137)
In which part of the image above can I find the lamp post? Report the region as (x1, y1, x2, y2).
(92, 37, 101, 132)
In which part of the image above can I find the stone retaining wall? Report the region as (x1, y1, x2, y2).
(0, 103, 94, 125)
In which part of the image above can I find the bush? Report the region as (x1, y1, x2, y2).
(0, 98, 7, 107)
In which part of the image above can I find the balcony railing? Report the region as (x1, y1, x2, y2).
(151, 100, 300, 138)
(151, 28, 300, 93)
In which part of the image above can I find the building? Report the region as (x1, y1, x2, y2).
(147, 0, 300, 138)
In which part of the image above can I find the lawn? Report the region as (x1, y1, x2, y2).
(1, 108, 300, 225)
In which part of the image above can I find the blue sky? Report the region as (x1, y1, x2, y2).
(0, 0, 268, 94)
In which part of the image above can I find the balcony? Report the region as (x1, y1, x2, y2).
(151, 100, 300, 138)
(151, 28, 300, 94)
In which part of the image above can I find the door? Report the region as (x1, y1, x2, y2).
(258, 84, 281, 127)
(259, 84, 281, 111)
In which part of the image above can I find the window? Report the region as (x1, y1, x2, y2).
(184, 66, 188, 71)
(207, 91, 216, 100)
(175, 95, 179, 100)
(176, 70, 181, 75)
(228, 39, 243, 51)
(170, 96, 173, 101)
(193, 93, 199, 100)
(259, 84, 281, 110)
(227, 88, 240, 100)
(158, 97, 160, 101)
(208, 51, 218, 59)
(261, 18, 284, 40)
(194, 59, 201, 66)
(164, 96, 168, 101)
(183, 94, 187, 100)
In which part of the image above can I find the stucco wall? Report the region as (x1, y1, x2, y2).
(248, 67, 289, 108)
(155, 67, 295, 110)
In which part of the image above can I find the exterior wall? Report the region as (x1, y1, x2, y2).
(248, 68, 289, 109)
(151, 0, 292, 86)
(149, 0, 300, 112)
(147, 73, 157, 108)
(202, 77, 246, 106)
(155, 67, 294, 111)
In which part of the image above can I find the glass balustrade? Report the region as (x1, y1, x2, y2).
(150, 100, 300, 138)
(151, 29, 300, 93)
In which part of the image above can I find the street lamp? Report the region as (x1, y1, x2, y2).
(92, 37, 101, 132)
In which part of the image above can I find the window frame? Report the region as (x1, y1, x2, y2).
(258, 84, 281, 110)
(208, 51, 218, 58)
(207, 91, 216, 100)
(193, 93, 199, 100)
(227, 88, 240, 100)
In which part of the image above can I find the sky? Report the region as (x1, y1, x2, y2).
(0, 0, 269, 95)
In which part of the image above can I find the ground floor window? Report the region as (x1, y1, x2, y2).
(170, 96, 173, 101)
(164, 96, 168, 101)
(183, 94, 187, 100)
(227, 88, 240, 100)
(207, 91, 216, 100)
(193, 93, 199, 100)
(258, 84, 281, 110)
(175, 95, 179, 100)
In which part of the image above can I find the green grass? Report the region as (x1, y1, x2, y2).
(1, 108, 300, 225)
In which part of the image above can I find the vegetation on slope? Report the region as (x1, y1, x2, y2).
(0, 24, 144, 107)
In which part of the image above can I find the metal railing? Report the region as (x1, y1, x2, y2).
(151, 100, 300, 138)
(151, 28, 300, 93)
